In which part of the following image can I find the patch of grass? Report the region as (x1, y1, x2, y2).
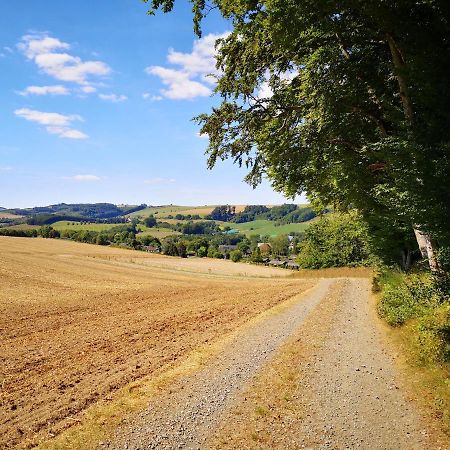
(52, 221, 116, 232)
(3, 223, 39, 230)
(128, 205, 214, 218)
(220, 219, 312, 237)
(254, 405, 269, 416)
(376, 269, 450, 435)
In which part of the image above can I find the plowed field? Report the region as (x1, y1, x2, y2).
(0, 237, 313, 449)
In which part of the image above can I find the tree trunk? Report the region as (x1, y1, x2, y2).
(413, 227, 439, 271)
(386, 33, 414, 122)
(401, 248, 413, 271)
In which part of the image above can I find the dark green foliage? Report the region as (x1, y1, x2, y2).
(174, 213, 201, 220)
(297, 212, 370, 268)
(377, 270, 449, 365)
(176, 241, 188, 258)
(27, 214, 84, 225)
(231, 205, 269, 223)
(250, 247, 263, 263)
(138, 235, 161, 248)
(276, 207, 316, 225)
(12, 203, 146, 220)
(162, 238, 179, 256)
(179, 221, 220, 235)
(206, 205, 235, 222)
(207, 246, 224, 259)
(262, 204, 297, 221)
(144, 215, 157, 228)
(38, 226, 60, 239)
(0, 228, 38, 237)
(148, 0, 450, 259)
(269, 234, 289, 257)
(230, 249, 243, 262)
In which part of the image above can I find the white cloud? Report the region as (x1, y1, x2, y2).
(196, 132, 208, 139)
(80, 85, 97, 93)
(146, 32, 229, 100)
(0, 166, 13, 172)
(3, 46, 13, 53)
(142, 92, 162, 101)
(14, 108, 88, 139)
(146, 66, 210, 99)
(46, 127, 88, 139)
(144, 177, 176, 185)
(18, 33, 110, 86)
(19, 85, 69, 96)
(64, 174, 101, 182)
(98, 93, 127, 103)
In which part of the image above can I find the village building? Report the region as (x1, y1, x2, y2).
(257, 242, 271, 254)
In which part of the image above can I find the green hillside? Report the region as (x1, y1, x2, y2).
(222, 219, 313, 237)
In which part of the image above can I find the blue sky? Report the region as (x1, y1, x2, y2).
(0, 1, 300, 208)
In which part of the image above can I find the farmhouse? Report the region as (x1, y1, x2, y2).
(269, 259, 287, 268)
(257, 242, 271, 254)
(286, 261, 300, 270)
(142, 245, 160, 253)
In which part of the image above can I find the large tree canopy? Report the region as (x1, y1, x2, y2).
(147, 1, 450, 253)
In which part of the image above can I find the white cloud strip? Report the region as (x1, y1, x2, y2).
(98, 93, 127, 102)
(14, 108, 88, 139)
(18, 34, 110, 87)
(146, 32, 229, 100)
(19, 85, 69, 96)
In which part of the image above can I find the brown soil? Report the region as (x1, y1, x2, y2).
(0, 237, 313, 449)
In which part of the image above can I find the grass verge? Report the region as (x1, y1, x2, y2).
(375, 268, 450, 435)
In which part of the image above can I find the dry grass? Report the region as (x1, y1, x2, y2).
(293, 266, 372, 279)
(0, 237, 307, 449)
(0, 212, 22, 219)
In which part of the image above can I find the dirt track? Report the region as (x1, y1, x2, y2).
(109, 279, 443, 450)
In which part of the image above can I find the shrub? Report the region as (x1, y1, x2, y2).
(378, 270, 449, 367)
(378, 272, 442, 326)
(230, 249, 242, 262)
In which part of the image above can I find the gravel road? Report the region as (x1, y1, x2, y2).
(294, 278, 430, 449)
(108, 278, 440, 450)
(108, 279, 333, 449)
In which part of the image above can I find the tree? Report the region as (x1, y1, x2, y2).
(230, 249, 243, 262)
(177, 240, 188, 258)
(206, 205, 236, 222)
(39, 225, 59, 239)
(270, 235, 290, 257)
(144, 215, 157, 228)
(297, 212, 370, 269)
(147, 0, 450, 269)
(250, 247, 263, 263)
(162, 238, 179, 256)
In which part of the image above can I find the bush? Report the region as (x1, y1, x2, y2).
(415, 304, 450, 365)
(377, 269, 449, 367)
(144, 215, 157, 228)
(230, 249, 242, 262)
(378, 272, 442, 326)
